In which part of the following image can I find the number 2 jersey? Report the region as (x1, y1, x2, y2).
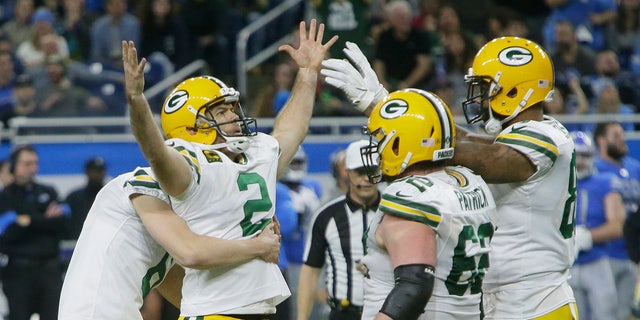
(168, 133, 290, 317)
(362, 166, 497, 319)
(483, 116, 576, 318)
(59, 167, 173, 320)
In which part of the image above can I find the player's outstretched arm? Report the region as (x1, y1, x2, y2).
(123, 41, 192, 196)
(132, 194, 280, 269)
(272, 19, 338, 178)
(320, 41, 388, 116)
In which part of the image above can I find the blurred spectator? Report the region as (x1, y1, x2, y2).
(446, 0, 492, 36)
(551, 20, 597, 87)
(438, 29, 475, 107)
(0, 73, 37, 128)
(609, 0, 640, 70)
(588, 49, 639, 108)
(0, 144, 69, 320)
(594, 121, 640, 320)
(436, 4, 470, 49)
(1, 0, 35, 49)
(586, 0, 618, 52)
(0, 51, 16, 120)
(15, 8, 69, 71)
(373, 0, 433, 91)
(0, 159, 13, 191)
(492, 0, 549, 43)
(591, 81, 635, 132)
(413, 0, 439, 33)
(543, 80, 589, 132)
(61, 0, 98, 62)
(90, 0, 140, 69)
(136, 0, 191, 69)
(0, 35, 25, 75)
(181, 0, 230, 80)
(65, 156, 107, 240)
(502, 11, 531, 39)
(311, 0, 372, 59)
(0, 0, 17, 25)
(35, 54, 106, 118)
(254, 61, 295, 117)
(569, 131, 624, 320)
(543, 0, 617, 52)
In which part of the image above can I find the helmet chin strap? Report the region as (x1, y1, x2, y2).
(193, 136, 252, 154)
(484, 88, 533, 135)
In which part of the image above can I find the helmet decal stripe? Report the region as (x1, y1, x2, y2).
(422, 91, 453, 150)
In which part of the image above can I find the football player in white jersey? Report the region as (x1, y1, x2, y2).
(320, 37, 578, 319)
(122, 20, 337, 319)
(359, 89, 497, 320)
(59, 167, 281, 320)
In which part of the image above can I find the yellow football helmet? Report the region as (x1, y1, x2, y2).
(161, 76, 256, 149)
(362, 89, 455, 183)
(462, 37, 554, 134)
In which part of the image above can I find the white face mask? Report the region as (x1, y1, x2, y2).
(193, 136, 252, 154)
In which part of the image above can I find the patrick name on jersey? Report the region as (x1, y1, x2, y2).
(454, 187, 491, 211)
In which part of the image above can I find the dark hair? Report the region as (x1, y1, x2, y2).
(9, 144, 36, 174)
(593, 121, 621, 140)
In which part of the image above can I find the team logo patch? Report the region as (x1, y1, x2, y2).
(379, 99, 408, 119)
(164, 90, 188, 114)
(498, 47, 533, 66)
(202, 150, 222, 163)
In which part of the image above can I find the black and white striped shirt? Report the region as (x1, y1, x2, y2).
(302, 192, 380, 307)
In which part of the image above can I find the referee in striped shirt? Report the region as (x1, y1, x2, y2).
(297, 140, 381, 320)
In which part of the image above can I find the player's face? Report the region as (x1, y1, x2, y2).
(348, 167, 378, 202)
(604, 124, 628, 160)
(575, 153, 593, 178)
(206, 103, 242, 136)
(14, 150, 38, 183)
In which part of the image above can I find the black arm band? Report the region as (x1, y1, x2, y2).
(379, 263, 435, 320)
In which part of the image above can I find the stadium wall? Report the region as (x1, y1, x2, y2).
(2, 140, 639, 199)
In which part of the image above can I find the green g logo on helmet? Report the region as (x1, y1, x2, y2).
(379, 100, 408, 119)
(498, 47, 533, 66)
(164, 90, 188, 114)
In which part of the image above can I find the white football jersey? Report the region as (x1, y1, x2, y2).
(169, 134, 290, 316)
(59, 168, 173, 320)
(362, 166, 497, 320)
(482, 116, 576, 318)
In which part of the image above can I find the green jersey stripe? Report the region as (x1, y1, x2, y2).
(498, 137, 558, 164)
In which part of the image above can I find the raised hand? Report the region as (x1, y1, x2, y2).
(122, 40, 147, 100)
(321, 41, 388, 113)
(279, 19, 338, 72)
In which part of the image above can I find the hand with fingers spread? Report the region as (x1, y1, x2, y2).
(321, 41, 387, 112)
(279, 19, 339, 72)
(122, 40, 147, 101)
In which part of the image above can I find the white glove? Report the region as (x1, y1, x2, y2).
(574, 225, 593, 258)
(320, 41, 388, 112)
